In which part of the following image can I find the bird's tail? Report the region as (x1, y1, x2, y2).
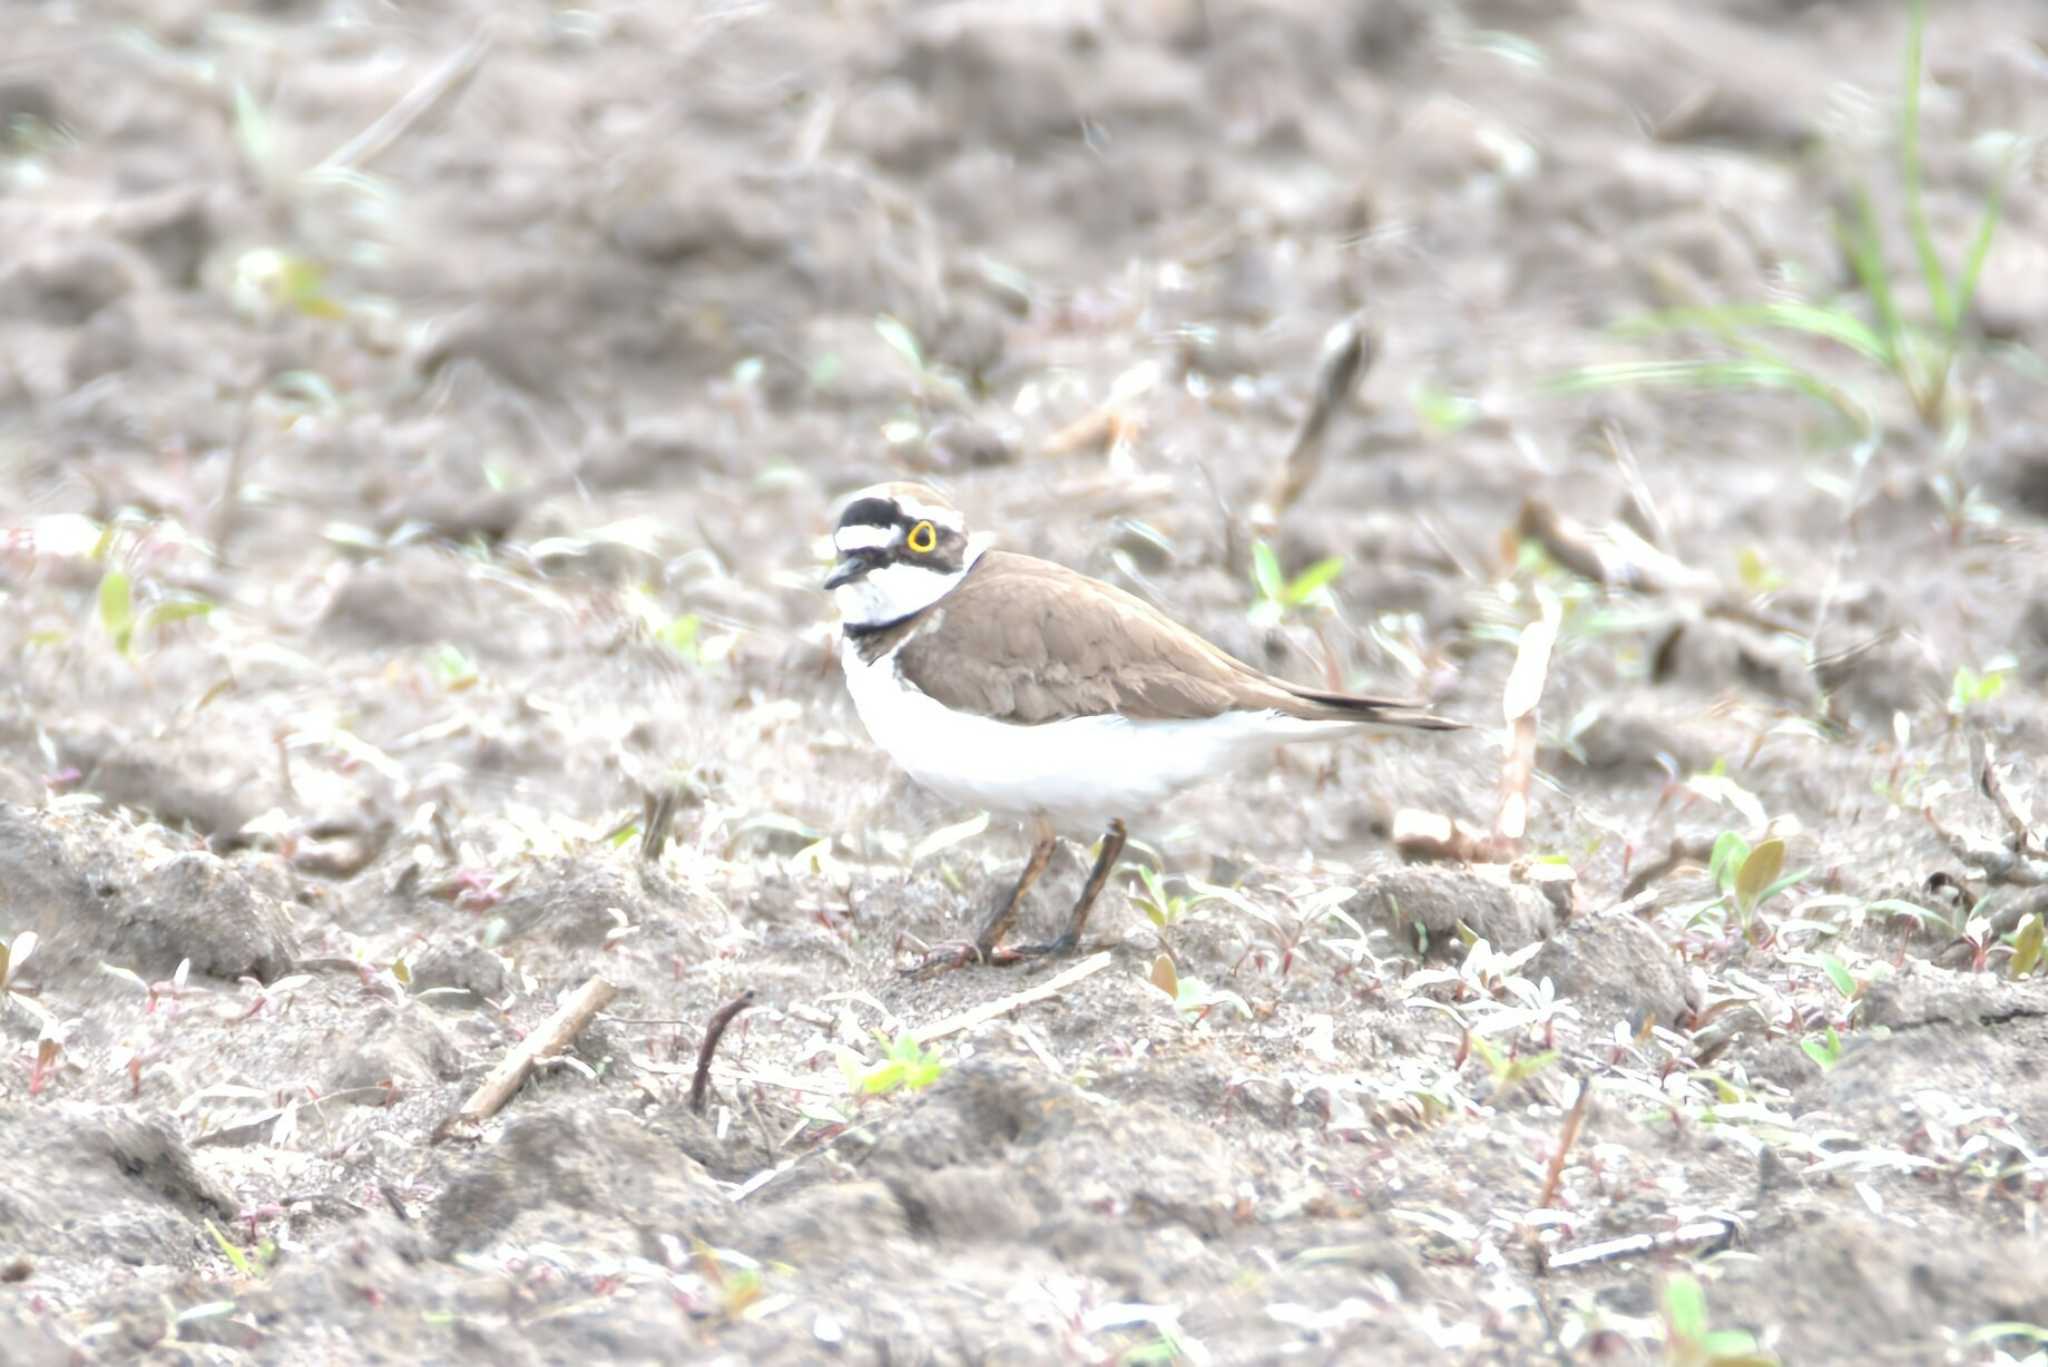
(1281, 686, 1467, 731)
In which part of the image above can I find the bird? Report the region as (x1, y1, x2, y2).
(824, 481, 1464, 969)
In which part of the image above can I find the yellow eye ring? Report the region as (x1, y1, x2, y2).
(906, 520, 937, 554)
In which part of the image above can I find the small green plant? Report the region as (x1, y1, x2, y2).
(1129, 865, 1185, 927)
(1144, 955, 1251, 1026)
(1127, 866, 1234, 930)
(1702, 831, 1808, 932)
(844, 1033, 945, 1096)
(1409, 379, 1482, 436)
(1552, 0, 2009, 441)
(205, 1219, 277, 1282)
(429, 644, 478, 690)
(1661, 1273, 1776, 1367)
(1949, 659, 2011, 714)
(94, 562, 214, 660)
(690, 1239, 768, 1320)
(1464, 1031, 1558, 1095)
(655, 611, 702, 663)
(1249, 541, 1344, 627)
(1801, 1023, 1844, 1072)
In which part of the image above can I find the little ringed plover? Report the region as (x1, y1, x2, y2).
(826, 481, 1463, 968)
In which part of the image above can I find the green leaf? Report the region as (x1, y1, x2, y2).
(657, 612, 701, 662)
(1837, 188, 1906, 367)
(1821, 955, 1857, 999)
(1283, 556, 1345, 606)
(1735, 546, 1783, 592)
(1757, 868, 1811, 907)
(1708, 830, 1751, 898)
(1734, 837, 1786, 913)
(1410, 380, 1482, 435)
(231, 82, 273, 175)
(1498, 1049, 1559, 1087)
(275, 255, 344, 320)
(1549, 357, 1863, 424)
(1663, 1274, 1710, 1341)
(1624, 303, 1889, 363)
(142, 598, 214, 634)
(1250, 541, 1283, 603)
(1897, 0, 1952, 332)
(1700, 1328, 1768, 1360)
(1949, 153, 2011, 341)
(97, 569, 134, 656)
(205, 1219, 255, 1280)
(1802, 1024, 1842, 1071)
(858, 1034, 944, 1094)
(1968, 1322, 2048, 1346)
(431, 644, 477, 687)
(2010, 914, 2044, 979)
(910, 811, 990, 865)
(873, 315, 923, 372)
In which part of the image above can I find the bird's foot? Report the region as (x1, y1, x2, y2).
(1000, 932, 1096, 960)
(899, 939, 1024, 976)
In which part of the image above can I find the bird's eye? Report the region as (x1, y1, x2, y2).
(907, 520, 937, 554)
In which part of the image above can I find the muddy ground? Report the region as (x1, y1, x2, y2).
(3, 1, 2048, 1362)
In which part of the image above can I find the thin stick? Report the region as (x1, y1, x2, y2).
(1600, 421, 1671, 551)
(1925, 807, 2048, 886)
(318, 26, 494, 176)
(1543, 1216, 1741, 1273)
(1975, 733, 2039, 858)
(1494, 593, 1558, 851)
(1253, 316, 1377, 530)
(911, 951, 1113, 1045)
(1620, 835, 1717, 900)
(450, 975, 618, 1128)
(689, 989, 757, 1115)
(1536, 1078, 1593, 1211)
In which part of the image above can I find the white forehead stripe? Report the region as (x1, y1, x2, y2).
(895, 497, 962, 530)
(834, 524, 897, 552)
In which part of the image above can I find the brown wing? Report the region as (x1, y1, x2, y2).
(896, 552, 1462, 729)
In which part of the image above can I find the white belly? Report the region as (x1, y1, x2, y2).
(840, 638, 1346, 835)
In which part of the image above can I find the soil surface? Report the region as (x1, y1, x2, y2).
(4, 2, 2048, 1363)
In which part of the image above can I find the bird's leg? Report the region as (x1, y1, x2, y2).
(975, 818, 1057, 958)
(1012, 818, 1127, 958)
(906, 817, 1057, 974)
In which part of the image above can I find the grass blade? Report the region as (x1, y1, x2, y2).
(1283, 556, 1345, 606)
(1837, 190, 1905, 368)
(1948, 151, 2011, 336)
(1622, 303, 1890, 363)
(1898, 0, 1954, 332)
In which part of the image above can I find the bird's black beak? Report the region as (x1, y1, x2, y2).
(824, 547, 880, 590)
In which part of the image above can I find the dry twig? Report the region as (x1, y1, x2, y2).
(1515, 497, 1715, 596)
(444, 975, 618, 1133)
(319, 26, 495, 176)
(1975, 733, 2041, 860)
(1543, 1215, 1742, 1274)
(1621, 835, 1717, 901)
(689, 989, 758, 1115)
(1252, 316, 1377, 531)
(1926, 808, 2048, 886)
(911, 951, 1113, 1045)
(1536, 1077, 1593, 1211)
